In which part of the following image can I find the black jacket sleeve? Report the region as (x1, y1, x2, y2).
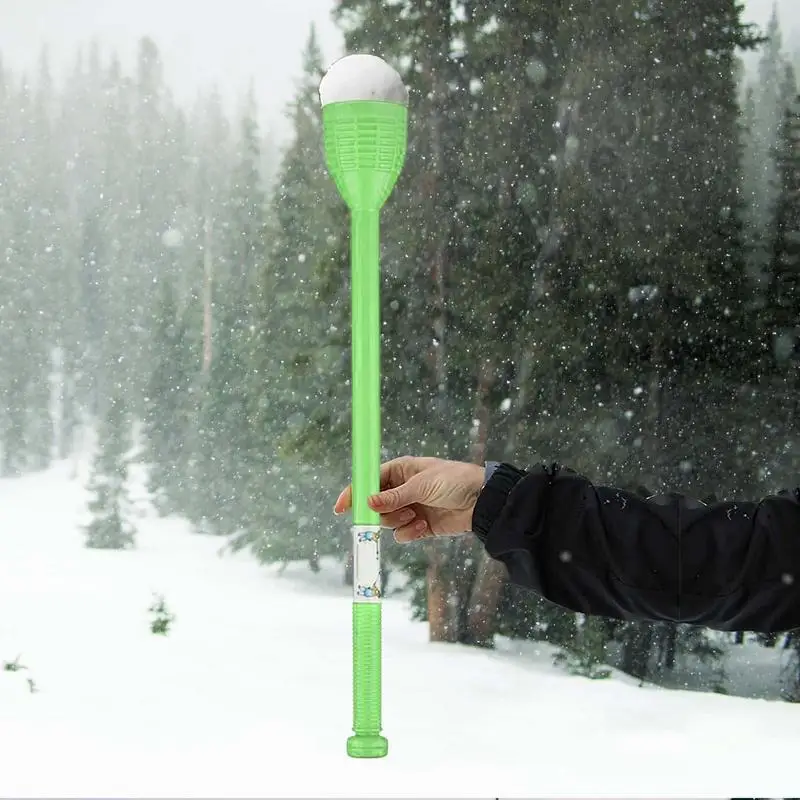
(470, 462, 800, 633)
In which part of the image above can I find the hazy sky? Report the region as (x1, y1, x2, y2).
(0, 0, 797, 143)
(0, 0, 343, 141)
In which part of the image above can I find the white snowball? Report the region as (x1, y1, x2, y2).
(319, 54, 408, 107)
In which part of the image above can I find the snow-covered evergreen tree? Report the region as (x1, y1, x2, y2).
(84, 394, 135, 550)
(231, 24, 348, 569)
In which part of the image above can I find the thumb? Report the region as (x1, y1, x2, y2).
(369, 473, 426, 513)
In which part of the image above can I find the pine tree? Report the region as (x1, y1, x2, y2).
(186, 88, 234, 379)
(462, 0, 759, 660)
(131, 38, 169, 388)
(595, 0, 761, 679)
(323, 0, 622, 646)
(329, 0, 495, 643)
(0, 66, 55, 476)
(761, 90, 800, 487)
(767, 92, 800, 353)
(227, 84, 267, 299)
(234, 24, 350, 569)
(740, 7, 792, 302)
(741, 83, 772, 287)
(85, 393, 135, 550)
(189, 89, 268, 536)
(143, 277, 195, 515)
(454, 0, 579, 647)
(751, 5, 790, 234)
(264, 21, 344, 452)
(58, 47, 108, 423)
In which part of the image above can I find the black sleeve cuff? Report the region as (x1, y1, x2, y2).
(471, 462, 527, 543)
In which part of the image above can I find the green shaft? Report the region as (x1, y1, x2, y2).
(351, 209, 381, 528)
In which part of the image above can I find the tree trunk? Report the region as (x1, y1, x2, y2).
(465, 558, 507, 647)
(58, 354, 77, 461)
(762, 632, 778, 648)
(664, 624, 678, 671)
(426, 552, 450, 640)
(654, 622, 678, 673)
(641, 296, 669, 488)
(465, 357, 506, 647)
(422, 2, 459, 644)
(622, 622, 654, 680)
(463, 241, 553, 649)
(343, 551, 353, 586)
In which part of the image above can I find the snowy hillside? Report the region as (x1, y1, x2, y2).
(1, 461, 798, 798)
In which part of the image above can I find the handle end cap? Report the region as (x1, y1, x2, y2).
(347, 734, 388, 758)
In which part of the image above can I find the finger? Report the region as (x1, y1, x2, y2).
(378, 508, 416, 530)
(378, 456, 416, 490)
(335, 457, 412, 514)
(370, 471, 427, 514)
(393, 517, 429, 544)
(333, 484, 352, 514)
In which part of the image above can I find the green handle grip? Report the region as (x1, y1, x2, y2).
(347, 603, 388, 758)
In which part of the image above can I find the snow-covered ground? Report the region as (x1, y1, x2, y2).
(1, 460, 798, 798)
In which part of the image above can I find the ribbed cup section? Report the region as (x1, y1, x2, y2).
(322, 101, 407, 210)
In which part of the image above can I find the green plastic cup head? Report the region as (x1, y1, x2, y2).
(322, 100, 408, 211)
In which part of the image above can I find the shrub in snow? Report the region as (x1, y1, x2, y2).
(3, 656, 37, 692)
(2, 655, 27, 673)
(149, 594, 175, 635)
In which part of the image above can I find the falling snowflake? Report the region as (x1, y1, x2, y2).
(161, 228, 183, 248)
(525, 58, 548, 85)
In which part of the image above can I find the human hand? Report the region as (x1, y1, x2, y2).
(333, 456, 485, 542)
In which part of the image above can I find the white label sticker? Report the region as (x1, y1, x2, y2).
(353, 525, 382, 602)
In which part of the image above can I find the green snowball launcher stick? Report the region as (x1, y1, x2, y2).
(319, 55, 408, 759)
